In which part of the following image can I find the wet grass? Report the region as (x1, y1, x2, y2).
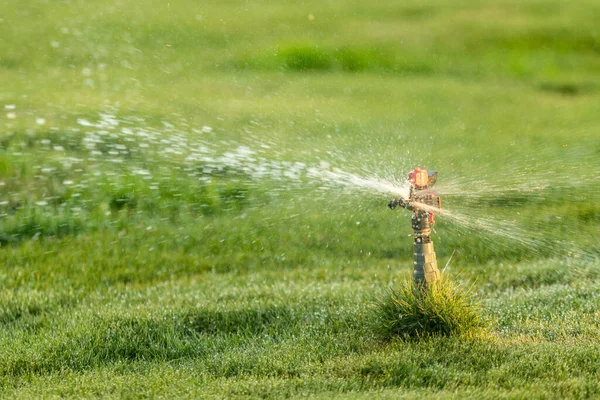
(1, 0, 600, 398)
(372, 278, 484, 339)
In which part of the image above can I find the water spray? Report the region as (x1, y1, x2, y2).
(389, 168, 442, 289)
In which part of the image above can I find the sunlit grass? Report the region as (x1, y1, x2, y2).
(1, 0, 600, 397)
(372, 277, 484, 339)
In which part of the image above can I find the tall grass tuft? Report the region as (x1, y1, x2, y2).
(372, 277, 484, 339)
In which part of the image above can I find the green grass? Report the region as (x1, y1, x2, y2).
(1, 0, 600, 398)
(372, 278, 484, 339)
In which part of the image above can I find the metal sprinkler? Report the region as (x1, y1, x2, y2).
(388, 168, 442, 289)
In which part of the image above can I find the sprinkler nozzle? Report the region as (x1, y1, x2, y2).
(388, 198, 409, 210)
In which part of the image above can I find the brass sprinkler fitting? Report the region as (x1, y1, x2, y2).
(388, 168, 442, 288)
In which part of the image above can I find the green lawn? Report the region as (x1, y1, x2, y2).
(1, 0, 600, 398)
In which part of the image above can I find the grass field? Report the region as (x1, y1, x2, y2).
(1, 0, 600, 398)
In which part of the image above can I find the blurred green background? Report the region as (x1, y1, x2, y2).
(1, 0, 600, 398)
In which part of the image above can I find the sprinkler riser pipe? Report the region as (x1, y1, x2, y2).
(413, 241, 441, 286)
(411, 209, 441, 287)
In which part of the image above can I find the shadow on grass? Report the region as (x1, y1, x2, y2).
(357, 337, 600, 393)
(232, 44, 437, 75)
(186, 307, 297, 336)
(537, 81, 597, 96)
(0, 292, 78, 326)
(1, 303, 364, 376)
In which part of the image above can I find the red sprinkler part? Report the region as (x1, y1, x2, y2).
(427, 193, 437, 226)
(408, 167, 429, 189)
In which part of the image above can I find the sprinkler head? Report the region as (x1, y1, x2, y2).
(389, 168, 441, 214)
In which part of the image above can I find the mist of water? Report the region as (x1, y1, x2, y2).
(2, 107, 598, 261)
